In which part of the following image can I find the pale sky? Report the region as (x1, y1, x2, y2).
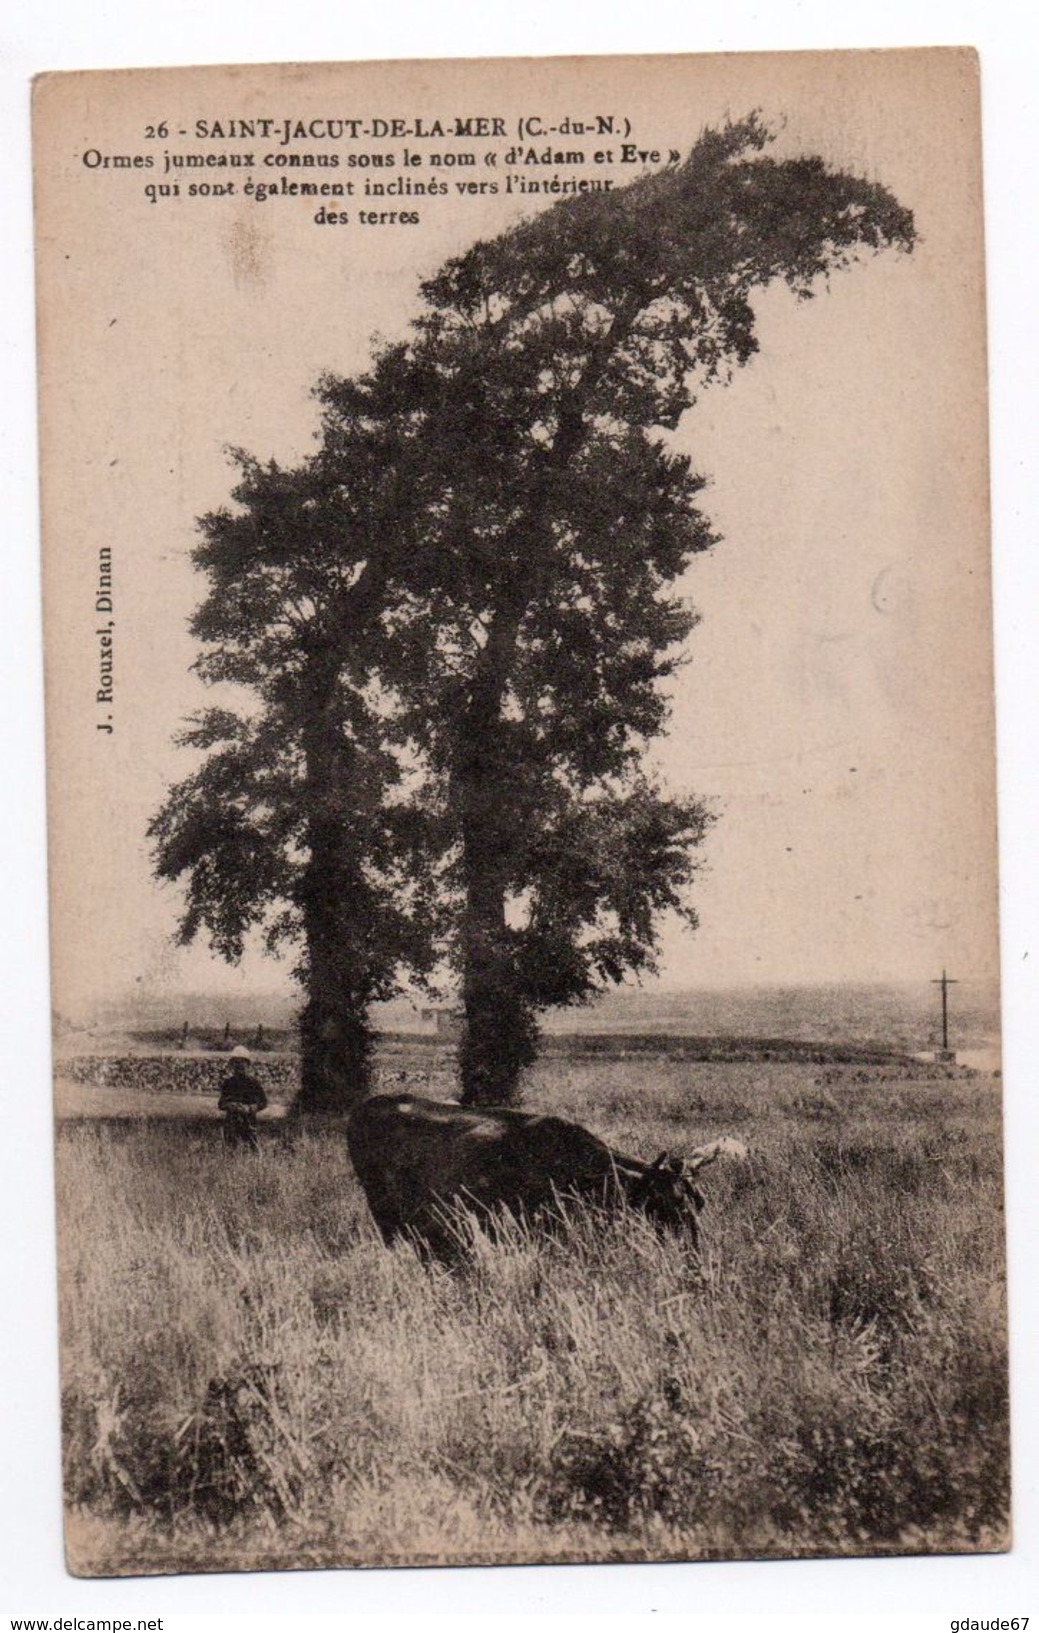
(34, 51, 998, 1016)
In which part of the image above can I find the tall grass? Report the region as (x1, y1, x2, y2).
(56, 1058, 1009, 1574)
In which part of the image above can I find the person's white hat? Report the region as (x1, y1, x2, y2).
(230, 1044, 252, 1060)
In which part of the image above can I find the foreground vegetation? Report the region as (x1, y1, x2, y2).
(56, 1055, 1009, 1574)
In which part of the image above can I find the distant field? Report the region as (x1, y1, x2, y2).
(55, 1046, 1009, 1574)
(66, 977, 1001, 1058)
(54, 1027, 981, 1116)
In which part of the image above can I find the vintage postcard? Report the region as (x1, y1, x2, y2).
(33, 50, 1005, 1576)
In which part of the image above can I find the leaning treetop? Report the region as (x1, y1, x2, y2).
(317, 115, 918, 1108)
(411, 112, 916, 421)
(156, 113, 918, 1115)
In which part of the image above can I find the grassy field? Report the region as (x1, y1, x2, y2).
(54, 1051, 1009, 1575)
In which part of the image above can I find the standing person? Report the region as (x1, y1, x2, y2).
(218, 1045, 268, 1150)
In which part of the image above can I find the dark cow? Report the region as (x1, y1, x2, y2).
(347, 1092, 739, 1259)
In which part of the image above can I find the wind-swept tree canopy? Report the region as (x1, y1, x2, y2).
(154, 114, 915, 1111)
(318, 113, 916, 1103)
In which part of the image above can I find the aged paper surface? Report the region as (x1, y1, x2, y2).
(34, 50, 1005, 1577)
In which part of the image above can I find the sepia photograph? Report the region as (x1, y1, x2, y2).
(24, 38, 1020, 1594)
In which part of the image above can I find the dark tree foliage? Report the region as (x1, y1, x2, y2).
(152, 116, 914, 1112)
(318, 114, 915, 1104)
(149, 434, 439, 1112)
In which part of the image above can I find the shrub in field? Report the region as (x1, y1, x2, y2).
(782, 1087, 840, 1121)
(64, 1363, 309, 1528)
(546, 1382, 724, 1530)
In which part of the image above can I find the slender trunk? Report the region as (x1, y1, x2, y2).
(455, 597, 538, 1106)
(452, 320, 644, 1105)
(295, 844, 374, 1115)
(294, 665, 375, 1116)
(457, 815, 538, 1106)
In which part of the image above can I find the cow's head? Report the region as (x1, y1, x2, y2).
(630, 1152, 706, 1246)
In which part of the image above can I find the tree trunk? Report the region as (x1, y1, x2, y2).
(294, 668, 376, 1116)
(452, 370, 625, 1105)
(455, 598, 538, 1106)
(297, 995, 372, 1115)
(295, 861, 374, 1115)
(457, 819, 538, 1106)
